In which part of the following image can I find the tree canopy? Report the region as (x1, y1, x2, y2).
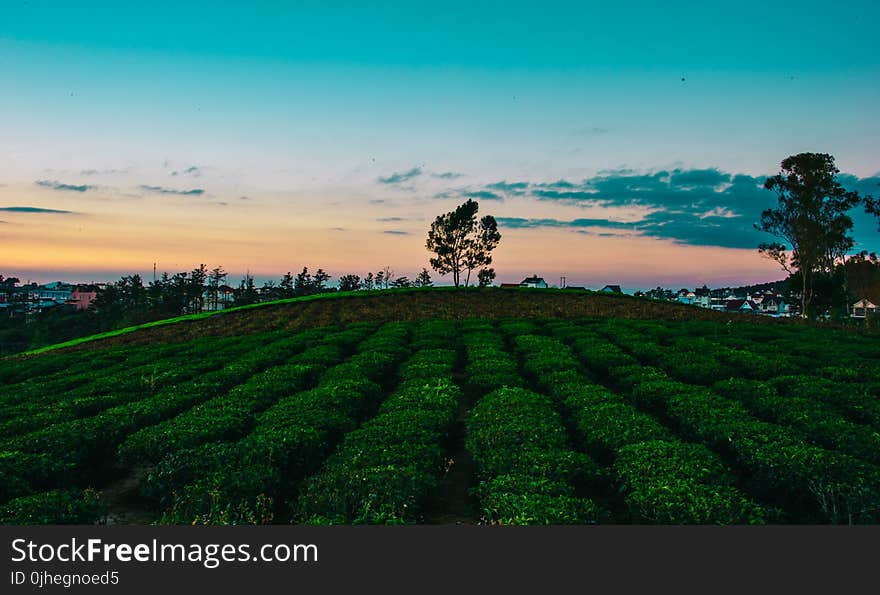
(756, 152, 862, 317)
(425, 199, 501, 287)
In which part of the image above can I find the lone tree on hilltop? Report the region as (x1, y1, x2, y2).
(756, 152, 862, 318)
(426, 199, 501, 287)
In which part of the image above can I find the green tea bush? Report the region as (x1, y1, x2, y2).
(658, 351, 727, 385)
(771, 375, 880, 427)
(118, 362, 320, 464)
(466, 387, 602, 524)
(159, 326, 407, 524)
(615, 440, 768, 524)
(296, 349, 459, 524)
(571, 401, 672, 454)
(497, 319, 541, 337)
(1, 488, 103, 525)
(714, 378, 880, 465)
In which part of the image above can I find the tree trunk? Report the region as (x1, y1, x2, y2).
(802, 268, 811, 319)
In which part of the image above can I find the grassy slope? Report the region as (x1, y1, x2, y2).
(21, 286, 384, 355)
(17, 286, 790, 357)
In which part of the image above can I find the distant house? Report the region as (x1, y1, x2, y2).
(520, 276, 548, 289)
(499, 283, 521, 289)
(35, 283, 73, 302)
(693, 295, 711, 309)
(562, 286, 586, 291)
(760, 296, 787, 315)
(42, 281, 69, 290)
(851, 299, 878, 319)
(725, 298, 759, 313)
(709, 297, 727, 311)
(69, 285, 98, 311)
(600, 285, 622, 294)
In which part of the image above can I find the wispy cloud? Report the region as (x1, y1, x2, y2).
(487, 181, 529, 193)
(0, 206, 74, 214)
(534, 180, 577, 190)
(35, 180, 94, 192)
(383, 230, 409, 235)
(376, 217, 407, 222)
(466, 190, 502, 200)
(433, 187, 504, 201)
(80, 168, 128, 176)
(378, 167, 422, 185)
(171, 165, 202, 177)
(139, 185, 205, 196)
(497, 217, 632, 229)
(432, 171, 464, 180)
(698, 206, 739, 219)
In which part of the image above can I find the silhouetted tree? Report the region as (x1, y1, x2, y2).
(294, 267, 331, 296)
(338, 274, 361, 292)
(234, 273, 259, 305)
(313, 269, 331, 292)
(426, 199, 501, 287)
(208, 266, 226, 310)
(261, 279, 278, 300)
(360, 272, 375, 290)
(0, 276, 20, 305)
(464, 219, 501, 287)
(756, 153, 862, 318)
(279, 271, 295, 298)
(865, 191, 880, 232)
(414, 268, 432, 287)
(380, 266, 394, 289)
(477, 267, 496, 287)
(294, 267, 313, 296)
(391, 276, 411, 288)
(846, 251, 880, 302)
(188, 264, 208, 313)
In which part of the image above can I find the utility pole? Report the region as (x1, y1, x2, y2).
(560, 276, 566, 289)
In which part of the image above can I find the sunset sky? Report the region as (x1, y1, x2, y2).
(1, 1, 878, 291)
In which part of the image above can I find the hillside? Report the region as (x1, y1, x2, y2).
(2, 288, 879, 526)
(21, 287, 789, 355)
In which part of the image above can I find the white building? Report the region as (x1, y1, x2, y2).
(520, 275, 548, 289)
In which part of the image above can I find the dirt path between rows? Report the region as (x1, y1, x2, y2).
(100, 466, 158, 525)
(425, 394, 479, 525)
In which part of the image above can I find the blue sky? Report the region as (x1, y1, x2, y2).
(1, 1, 878, 288)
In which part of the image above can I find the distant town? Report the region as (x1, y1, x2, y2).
(507, 275, 872, 319)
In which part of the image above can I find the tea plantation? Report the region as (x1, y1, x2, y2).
(2, 303, 879, 524)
